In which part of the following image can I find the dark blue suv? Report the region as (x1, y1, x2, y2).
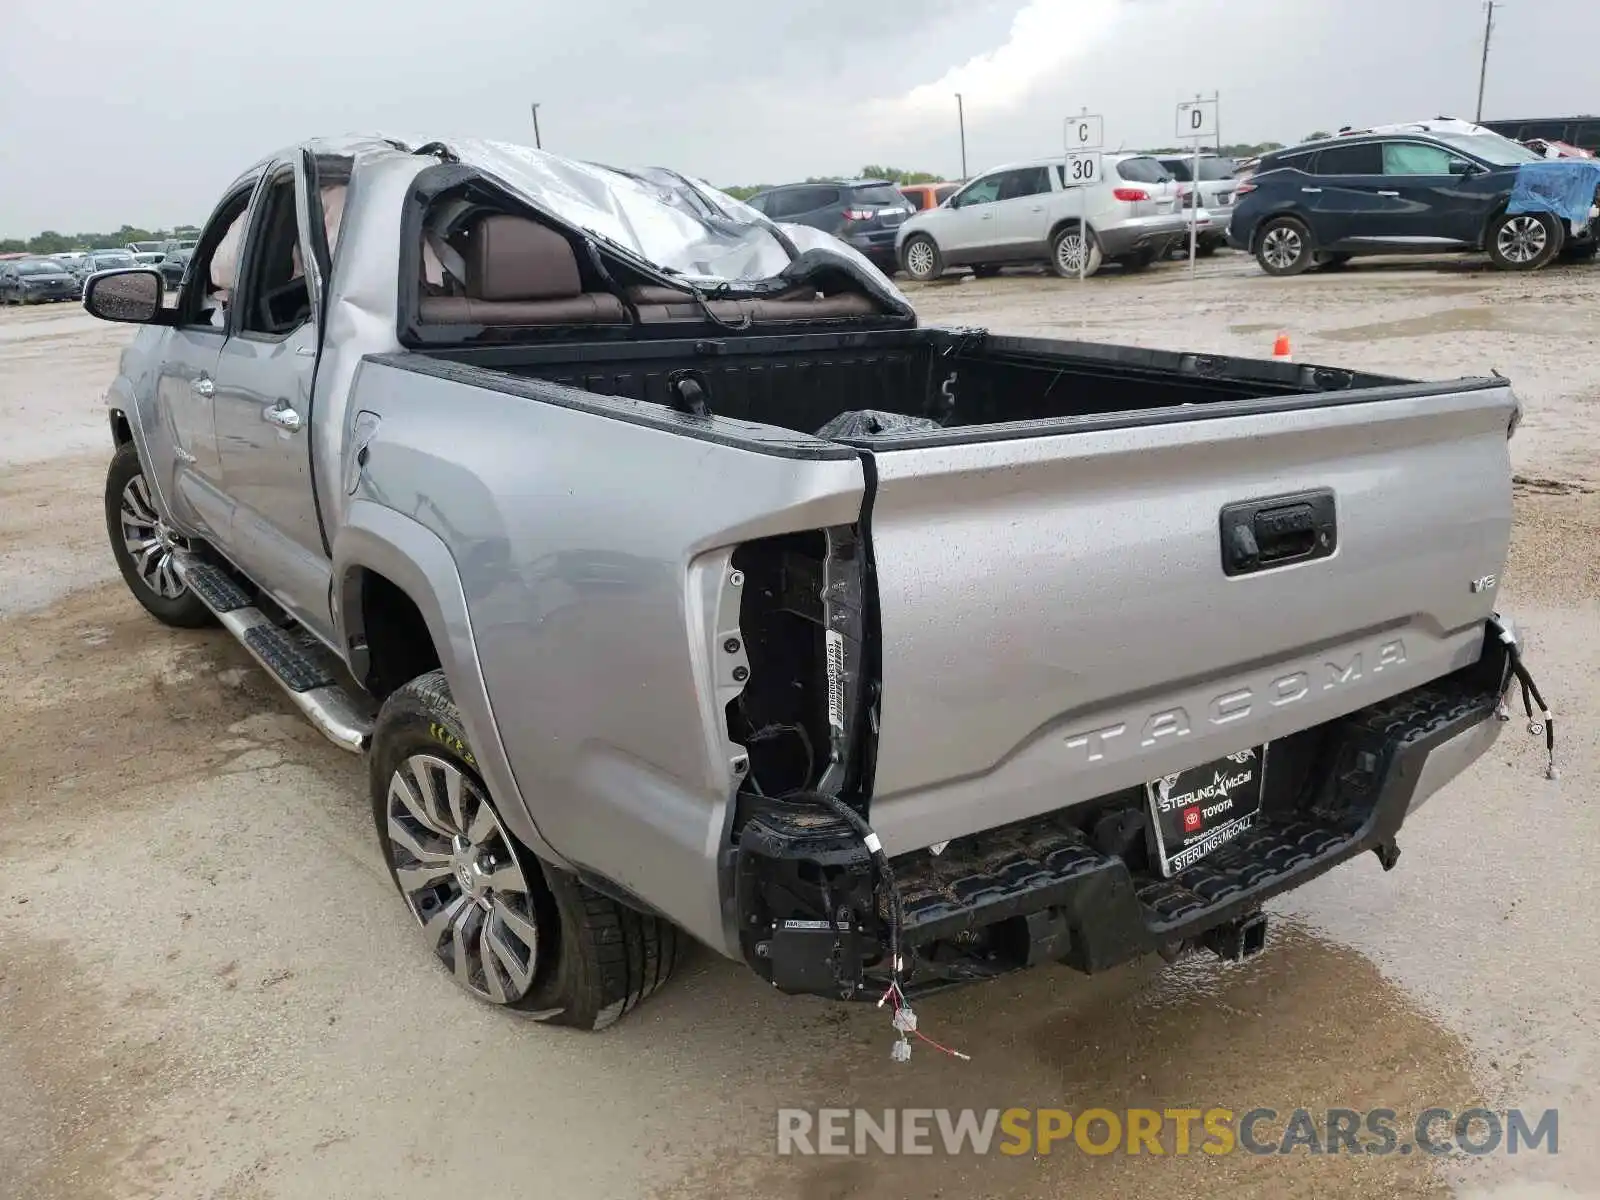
(745, 179, 912, 274)
(1228, 131, 1596, 274)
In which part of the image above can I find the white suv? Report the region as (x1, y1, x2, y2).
(895, 154, 1208, 280)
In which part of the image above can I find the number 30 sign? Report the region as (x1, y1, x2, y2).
(1063, 152, 1102, 185)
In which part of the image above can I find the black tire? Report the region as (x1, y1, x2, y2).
(1487, 211, 1561, 271)
(1254, 217, 1315, 276)
(105, 442, 213, 628)
(370, 670, 678, 1029)
(970, 264, 1002, 278)
(1048, 223, 1103, 278)
(900, 234, 944, 282)
(1559, 238, 1599, 261)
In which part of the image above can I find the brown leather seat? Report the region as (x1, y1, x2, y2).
(419, 215, 626, 325)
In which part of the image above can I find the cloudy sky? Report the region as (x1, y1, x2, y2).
(3, 0, 1598, 236)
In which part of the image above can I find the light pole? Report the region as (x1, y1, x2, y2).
(955, 93, 968, 180)
(530, 102, 543, 150)
(1475, 1, 1496, 122)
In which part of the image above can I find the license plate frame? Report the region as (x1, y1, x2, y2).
(1146, 746, 1268, 877)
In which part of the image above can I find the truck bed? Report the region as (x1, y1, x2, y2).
(414, 327, 1412, 441)
(360, 326, 1514, 925)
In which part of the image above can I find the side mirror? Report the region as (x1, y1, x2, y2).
(83, 268, 171, 325)
(1448, 160, 1475, 176)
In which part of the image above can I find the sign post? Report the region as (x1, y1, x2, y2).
(1175, 94, 1219, 279)
(1063, 110, 1104, 284)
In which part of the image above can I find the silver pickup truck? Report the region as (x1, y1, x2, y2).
(85, 135, 1543, 1033)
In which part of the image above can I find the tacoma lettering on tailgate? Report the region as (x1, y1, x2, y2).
(1063, 639, 1407, 763)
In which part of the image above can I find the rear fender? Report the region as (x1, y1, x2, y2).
(1047, 215, 1098, 244)
(331, 499, 566, 865)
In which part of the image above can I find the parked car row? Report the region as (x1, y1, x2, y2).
(0, 241, 192, 305)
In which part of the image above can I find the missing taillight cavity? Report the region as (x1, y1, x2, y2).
(726, 527, 868, 804)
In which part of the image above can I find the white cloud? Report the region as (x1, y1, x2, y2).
(894, 0, 1124, 114)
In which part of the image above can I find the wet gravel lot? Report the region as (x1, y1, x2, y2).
(1, 253, 1596, 1200)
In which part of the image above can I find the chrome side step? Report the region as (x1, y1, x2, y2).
(174, 553, 373, 753)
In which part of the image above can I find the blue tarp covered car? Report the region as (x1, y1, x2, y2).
(1507, 160, 1600, 225)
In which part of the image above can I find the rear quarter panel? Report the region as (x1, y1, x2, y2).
(347, 357, 866, 954)
(1230, 171, 1311, 249)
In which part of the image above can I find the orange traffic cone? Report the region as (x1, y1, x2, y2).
(1272, 333, 1293, 363)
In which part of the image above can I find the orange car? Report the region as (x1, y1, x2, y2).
(899, 182, 960, 212)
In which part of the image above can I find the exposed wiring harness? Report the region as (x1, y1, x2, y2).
(880, 979, 970, 1061)
(1491, 615, 1558, 780)
(785, 791, 903, 993)
(778, 790, 966, 1063)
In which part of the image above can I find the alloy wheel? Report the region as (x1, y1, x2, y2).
(905, 240, 936, 279)
(1497, 216, 1547, 265)
(1056, 233, 1089, 274)
(1261, 226, 1303, 271)
(119, 474, 188, 599)
(385, 753, 541, 1005)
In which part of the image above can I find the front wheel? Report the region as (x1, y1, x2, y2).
(1488, 212, 1561, 270)
(1255, 218, 1315, 276)
(900, 235, 944, 282)
(104, 442, 213, 627)
(1049, 224, 1103, 278)
(371, 671, 678, 1027)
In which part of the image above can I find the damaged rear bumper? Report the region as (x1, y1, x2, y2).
(734, 643, 1512, 1001)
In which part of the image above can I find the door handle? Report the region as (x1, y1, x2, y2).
(1219, 490, 1337, 576)
(1378, 190, 1401, 197)
(263, 403, 303, 433)
(1301, 187, 1323, 194)
(192, 376, 215, 398)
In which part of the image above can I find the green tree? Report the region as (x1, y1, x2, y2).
(25, 230, 73, 254)
(859, 165, 941, 184)
(0, 221, 200, 251)
(1304, 130, 1332, 142)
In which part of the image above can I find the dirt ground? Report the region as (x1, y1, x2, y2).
(1, 255, 1597, 1200)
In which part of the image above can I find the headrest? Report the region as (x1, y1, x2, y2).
(467, 216, 581, 302)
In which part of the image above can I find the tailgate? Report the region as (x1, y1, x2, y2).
(862, 383, 1516, 853)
